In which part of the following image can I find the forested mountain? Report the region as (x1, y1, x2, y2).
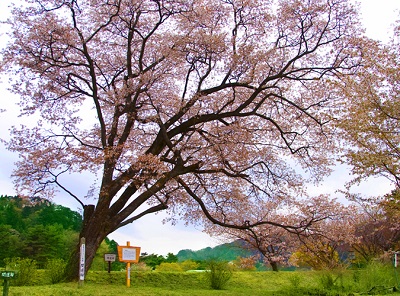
(0, 195, 82, 267)
(177, 240, 258, 262)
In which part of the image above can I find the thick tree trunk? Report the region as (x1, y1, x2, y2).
(64, 205, 109, 281)
(270, 261, 279, 272)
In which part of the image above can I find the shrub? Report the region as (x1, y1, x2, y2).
(204, 260, 232, 290)
(317, 268, 354, 293)
(156, 262, 183, 272)
(45, 258, 66, 284)
(318, 271, 336, 290)
(180, 260, 200, 271)
(4, 257, 37, 286)
(358, 261, 396, 292)
(130, 262, 152, 272)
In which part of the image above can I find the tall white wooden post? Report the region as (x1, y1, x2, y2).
(79, 237, 86, 287)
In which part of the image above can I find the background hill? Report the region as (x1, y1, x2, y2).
(0, 195, 83, 267)
(176, 240, 258, 262)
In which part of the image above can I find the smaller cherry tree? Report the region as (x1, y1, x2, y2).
(290, 203, 356, 270)
(349, 190, 400, 263)
(207, 195, 351, 271)
(219, 224, 294, 271)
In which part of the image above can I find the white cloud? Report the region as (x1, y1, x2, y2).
(307, 163, 394, 203)
(108, 212, 221, 256)
(356, 0, 399, 43)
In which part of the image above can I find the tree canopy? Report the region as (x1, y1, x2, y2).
(0, 195, 82, 267)
(1, 0, 370, 279)
(335, 32, 400, 188)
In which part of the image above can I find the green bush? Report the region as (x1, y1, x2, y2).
(317, 268, 356, 294)
(4, 257, 37, 286)
(180, 260, 200, 271)
(129, 262, 152, 272)
(357, 261, 397, 293)
(204, 260, 232, 290)
(45, 258, 66, 284)
(157, 262, 183, 272)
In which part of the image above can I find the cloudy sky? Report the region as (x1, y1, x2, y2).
(0, 0, 398, 256)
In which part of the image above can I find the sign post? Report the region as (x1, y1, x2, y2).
(394, 252, 400, 268)
(79, 237, 86, 287)
(394, 252, 400, 290)
(1, 271, 16, 296)
(104, 253, 116, 273)
(117, 241, 140, 288)
(126, 242, 131, 288)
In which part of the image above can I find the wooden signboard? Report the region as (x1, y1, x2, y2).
(117, 245, 141, 263)
(104, 254, 116, 262)
(118, 242, 141, 287)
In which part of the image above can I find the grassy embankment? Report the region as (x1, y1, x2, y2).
(4, 266, 400, 296)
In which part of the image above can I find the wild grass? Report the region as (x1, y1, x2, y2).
(4, 264, 400, 296)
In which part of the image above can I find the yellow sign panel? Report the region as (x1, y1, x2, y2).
(117, 245, 141, 263)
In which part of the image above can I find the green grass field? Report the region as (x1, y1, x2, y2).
(4, 267, 400, 296)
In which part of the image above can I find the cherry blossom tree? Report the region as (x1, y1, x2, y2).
(349, 190, 400, 262)
(208, 195, 354, 271)
(331, 23, 400, 262)
(1, 0, 365, 280)
(237, 226, 292, 271)
(207, 211, 294, 271)
(334, 27, 400, 189)
(289, 204, 356, 269)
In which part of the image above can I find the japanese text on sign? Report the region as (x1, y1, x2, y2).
(1, 271, 15, 278)
(122, 248, 137, 261)
(104, 254, 116, 262)
(117, 245, 141, 263)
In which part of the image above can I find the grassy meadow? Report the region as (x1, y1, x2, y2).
(4, 265, 400, 296)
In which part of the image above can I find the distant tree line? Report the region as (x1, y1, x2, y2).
(0, 195, 82, 268)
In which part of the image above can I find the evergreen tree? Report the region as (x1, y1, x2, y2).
(0, 195, 82, 266)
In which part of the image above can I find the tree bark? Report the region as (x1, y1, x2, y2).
(64, 205, 109, 281)
(270, 261, 279, 272)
